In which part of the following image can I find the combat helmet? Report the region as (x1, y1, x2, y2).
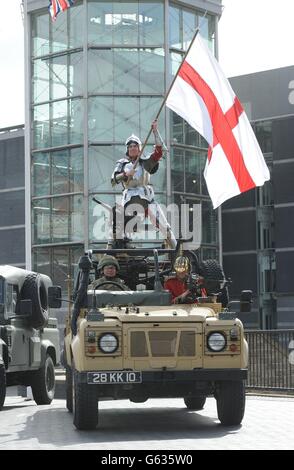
(98, 255, 120, 271)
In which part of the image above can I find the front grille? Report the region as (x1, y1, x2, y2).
(131, 331, 148, 357)
(178, 331, 196, 356)
(149, 331, 177, 357)
(130, 330, 196, 358)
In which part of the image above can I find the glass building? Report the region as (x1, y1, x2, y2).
(223, 66, 294, 329)
(24, 0, 223, 292)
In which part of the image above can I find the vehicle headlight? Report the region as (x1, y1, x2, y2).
(98, 333, 118, 353)
(207, 332, 226, 352)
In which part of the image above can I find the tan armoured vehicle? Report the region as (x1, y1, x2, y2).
(58, 247, 251, 430)
(0, 266, 60, 410)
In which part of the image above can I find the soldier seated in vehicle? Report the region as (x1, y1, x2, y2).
(89, 255, 129, 291)
(164, 256, 207, 304)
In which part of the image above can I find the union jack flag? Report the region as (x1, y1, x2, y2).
(49, 0, 75, 21)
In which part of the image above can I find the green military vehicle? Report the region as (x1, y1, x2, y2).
(0, 265, 60, 410)
(57, 245, 251, 430)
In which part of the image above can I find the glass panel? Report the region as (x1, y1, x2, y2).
(185, 150, 206, 195)
(52, 195, 84, 243)
(52, 52, 83, 100)
(51, 56, 69, 101)
(52, 247, 69, 290)
(33, 59, 50, 104)
(139, 2, 164, 45)
(139, 96, 163, 139)
(114, 97, 139, 141)
(170, 51, 182, 77)
(70, 99, 84, 144)
(51, 98, 83, 147)
(34, 247, 51, 278)
(198, 13, 215, 51)
(33, 245, 84, 293)
(88, 49, 113, 93)
(169, 6, 181, 49)
(202, 200, 217, 244)
(88, 0, 113, 45)
(114, 49, 139, 93)
(52, 10, 68, 53)
(0, 137, 24, 189)
(139, 48, 164, 93)
(70, 148, 84, 193)
(32, 153, 50, 197)
(69, 2, 84, 49)
(32, 198, 51, 244)
(184, 121, 201, 147)
(52, 151, 71, 194)
(32, 12, 50, 57)
(89, 145, 121, 192)
(255, 121, 272, 153)
(89, 193, 117, 242)
(33, 103, 50, 149)
(88, 97, 114, 142)
(32, 149, 83, 197)
(171, 111, 183, 144)
(113, 2, 139, 46)
(183, 10, 196, 50)
(0, 191, 25, 227)
(171, 147, 184, 192)
(52, 100, 69, 147)
(0, 230, 25, 265)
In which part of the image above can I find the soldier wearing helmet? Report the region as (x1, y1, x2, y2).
(89, 255, 129, 291)
(164, 256, 206, 304)
(110, 120, 177, 248)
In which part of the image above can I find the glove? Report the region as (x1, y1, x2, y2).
(152, 145, 162, 162)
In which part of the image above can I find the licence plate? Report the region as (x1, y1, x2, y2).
(87, 371, 142, 384)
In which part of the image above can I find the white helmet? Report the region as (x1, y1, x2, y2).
(125, 134, 142, 155)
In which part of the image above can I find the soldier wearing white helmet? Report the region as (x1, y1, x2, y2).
(111, 120, 177, 248)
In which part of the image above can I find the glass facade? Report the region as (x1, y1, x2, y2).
(28, 0, 219, 290)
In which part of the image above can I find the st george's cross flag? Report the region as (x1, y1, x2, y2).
(166, 34, 270, 209)
(49, 0, 75, 21)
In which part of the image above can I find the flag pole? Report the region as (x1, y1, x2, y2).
(130, 26, 201, 172)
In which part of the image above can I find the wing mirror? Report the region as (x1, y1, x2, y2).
(48, 286, 62, 308)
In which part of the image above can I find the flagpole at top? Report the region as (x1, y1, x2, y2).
(131, 24, 203, 171)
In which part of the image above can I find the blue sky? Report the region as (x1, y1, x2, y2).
(0, 0, 293, 128)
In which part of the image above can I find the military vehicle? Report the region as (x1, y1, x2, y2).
(0, 265, 60, 410)
(57, 244, 251, 430)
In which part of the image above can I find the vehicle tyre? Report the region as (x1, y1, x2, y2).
(184, 396, 206, 410)
(31, 354, 55, 405)
(0, 363, 6, 411)
(73, 367, 98, 430)
(65, 365, 73, 413)
(199, 259, 229, 307)
(216, 380, 245, 426)
(20, 273, 49, 329)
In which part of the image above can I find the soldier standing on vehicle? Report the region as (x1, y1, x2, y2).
(164, 256, 207, 304)
(111, 120, 177, 248)
(89, 255, 129, 291)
